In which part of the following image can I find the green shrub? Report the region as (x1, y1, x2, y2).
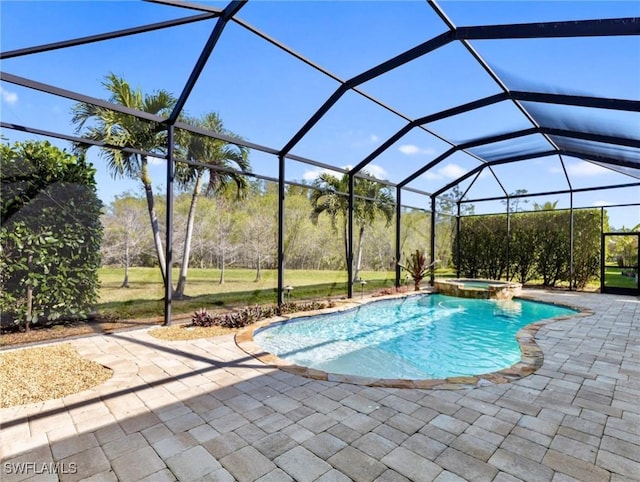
(1, 141, 103, 330)
(454, 209, 600, 288)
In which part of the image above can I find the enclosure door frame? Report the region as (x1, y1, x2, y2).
(601, 232, 639, 296)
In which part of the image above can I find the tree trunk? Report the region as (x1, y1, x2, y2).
(25, 286, 32, 333)
(353, 225, 365, 282)
(219, 253, 225, 284)
(342, 219, 350, 280)
(255, 253, 262, 282)
(121, 231, 130, 288)
(175, 171, 203, 298)
(141, 158, 167, 283)
(24, 254, 33, 333)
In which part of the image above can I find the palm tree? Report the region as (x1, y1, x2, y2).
(72, 73, 176, 283)
(533, 200, 559, 211)
(310, 171, 394, 282)
(175, 112, 250, 297)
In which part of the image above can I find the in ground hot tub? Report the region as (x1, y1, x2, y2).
(434, 278, 522, 300)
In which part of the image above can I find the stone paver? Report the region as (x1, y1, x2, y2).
(254, 432, 298, 459)
(382, 446, 443, 481)
(402, 433, 448, 460)
(352, 432, 397, 459)
(274, 446, 332, 481)
(220, 445, 276, 482)
(435, 447, 498, 481)
(488, 448, 555, 482)
(329, 446, 387, 482)
(50, 433, 99, 461)
(164, 446, 221, 480)
(303, 432, 348, 460)
(256, 468, 294, 482)
(110, 446, 165, 481)
(544, 450, 612, 481)
(152, 432, 197, 460)
(450, 432, 498, 461)
(101, 433, 148, 461)
(59, 446, 111, 482)
(1, 291, 638, 482)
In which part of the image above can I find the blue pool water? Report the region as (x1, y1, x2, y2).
(253, 294, 577, 380)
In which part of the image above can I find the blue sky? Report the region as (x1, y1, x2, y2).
(1, 0, 639, 228)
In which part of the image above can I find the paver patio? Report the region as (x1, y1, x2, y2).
(1, 290, 638, 481)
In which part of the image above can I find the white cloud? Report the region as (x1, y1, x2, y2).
(0, 86, 18, 105)
(302, 169, 325, 181)
(568, 162, 611, 176)
(440, 164, 467, 178)
(424, 163, 467, 180)
(148, 156, 165, 165)
(364, 164, 387, 180)
(343, 130, 380, 147)
(398, 144, 436, 156)
(302, 167, 344, 181)
(593, 200, 612, 207)
(399, 144, 420, 155)
(550, 160, 611, 177)
(301, 164, 387, 182)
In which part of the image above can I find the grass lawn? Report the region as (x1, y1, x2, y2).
(604, 265, 638, 289)
(0, 266, 599, 348)
(2, 267, 454, 347)
(97, 267, 456, 320)
(97, 267, 397, 320)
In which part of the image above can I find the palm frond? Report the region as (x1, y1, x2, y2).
(144, 90, 177, 116)
(176, 112, 252, 198)
(70, 74, 176, 181)
(70, 102, 103, 132)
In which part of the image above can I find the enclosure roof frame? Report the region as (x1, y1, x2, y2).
(1, 0, 639, 314)
(2, 1, 638, 201)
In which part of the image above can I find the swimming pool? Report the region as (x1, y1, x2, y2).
(252, 294, 577, 381)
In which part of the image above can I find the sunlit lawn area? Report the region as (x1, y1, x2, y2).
(604, 265, 638, 289)
(98, 267, 396, 320)
(99, 267, 378, 300)
(96, 267, 498, 320)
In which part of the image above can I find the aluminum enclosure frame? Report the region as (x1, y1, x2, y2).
(1, 0, 639, 325)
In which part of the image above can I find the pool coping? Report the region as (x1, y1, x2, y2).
(234, 290, 594, 390)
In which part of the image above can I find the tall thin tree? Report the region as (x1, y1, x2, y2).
(72, 73, 176, 283)
(175, 113, 250, 297)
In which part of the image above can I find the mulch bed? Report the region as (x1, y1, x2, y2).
(0, 314, 193, 348)
(0, 316, 232, 408)
(0, 344, 113, 408)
